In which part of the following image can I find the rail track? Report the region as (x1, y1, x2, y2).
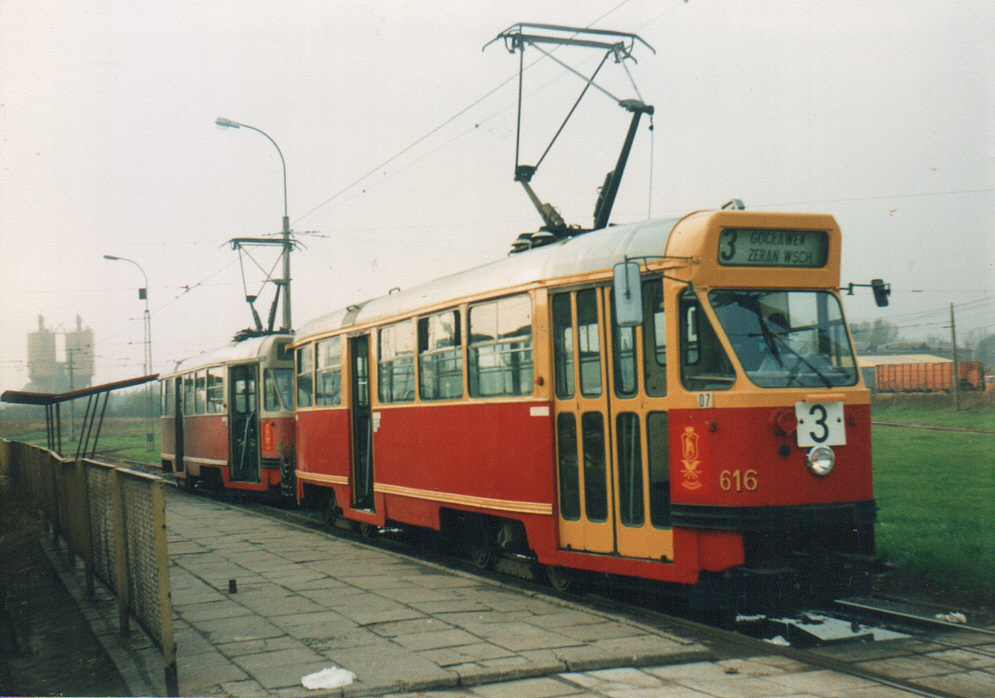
(109, 455, 988, 698)
(871, 421, 995, 434)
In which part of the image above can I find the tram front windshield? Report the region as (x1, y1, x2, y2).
(708, 289, 858, 388)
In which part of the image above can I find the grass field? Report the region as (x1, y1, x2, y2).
(3, 398, 993, 604)
(870, 395, 994, 604)
(0, 417, 160, 464)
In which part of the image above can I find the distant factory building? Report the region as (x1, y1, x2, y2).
(25, 315, 94, 392)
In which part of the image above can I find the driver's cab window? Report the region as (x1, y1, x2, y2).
(679, 289, 735, 391)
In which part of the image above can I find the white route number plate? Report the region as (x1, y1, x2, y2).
(795, 401, 846, 447)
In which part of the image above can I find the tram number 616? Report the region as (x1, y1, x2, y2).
(720, 469, 758, 492)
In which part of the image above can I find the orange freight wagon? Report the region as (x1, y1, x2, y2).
(875, 361, 984, 392)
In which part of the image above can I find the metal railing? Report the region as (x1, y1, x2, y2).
(0, 439, 177, 695)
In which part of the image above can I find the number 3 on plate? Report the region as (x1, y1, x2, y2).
(795, 401, 846, 447)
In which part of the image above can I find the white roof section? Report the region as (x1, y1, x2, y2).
(162, 334, 293, 378)
(296, 217, 681, 342)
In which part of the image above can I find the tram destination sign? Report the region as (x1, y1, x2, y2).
(717, 228, 829, 268)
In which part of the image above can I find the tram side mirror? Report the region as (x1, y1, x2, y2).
(871, 278, 891, 307)
(613, 261, 643, 327)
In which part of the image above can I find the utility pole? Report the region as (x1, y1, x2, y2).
(949, 302, 960, 411)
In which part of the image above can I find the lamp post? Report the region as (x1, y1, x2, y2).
(215, 117, 293, 332)
(104, 254, 155, 450)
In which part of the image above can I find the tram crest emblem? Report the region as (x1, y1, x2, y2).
(680, 426, 702, 491)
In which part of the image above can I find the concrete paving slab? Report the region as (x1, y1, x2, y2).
(249, 659, 334, 691)
(193, 614, 288, 644)
(764, 668, 886, 697)
(392, 628, 486, 652)
(853, 655, 964, 679)
(219, 678, 270, 697)
(914, 670, 994, 698)
(175, 598, 256, 622)
(422, 642, 518, 668)
(924, 647, 995, 669)
(230, 646, 327, 672)
(470, 675, 586, 698)
(214, 635, 303, 658)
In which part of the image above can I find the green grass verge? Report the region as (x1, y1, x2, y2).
(0, 418, 160, 464)
(871, 392, 995, 431)
(872, 423, 994, 603)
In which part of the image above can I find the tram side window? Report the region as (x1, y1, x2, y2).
(264, 368, 294, 411)
(296, 345, 314, 408)
(195, 370, 207, 414)
(552, 294, 574, 400)
(611, 290, 637, 398)
(182, 375, 194, 415)
(556, 413, 581, 521)
(646, 412, 670, 527)
(379, 320, 415, 403)
(642, 280, 667, 397)
(418, 310, 463, 400)
(582, 411, 608, 522)
(679, 290, 735, 391)
(206, 368, 224, 413)
(315, 337, 342, 406)
(468, 294, 533, 398)
(576, 289, 602, 398)
(162, 380, 173, 417)
(617, 412, 645, 526)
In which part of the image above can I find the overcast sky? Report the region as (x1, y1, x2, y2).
(1, 0, 992, 389)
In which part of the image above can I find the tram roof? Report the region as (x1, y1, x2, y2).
(162, 333, 293, 378)
(296, 217, 681, 342)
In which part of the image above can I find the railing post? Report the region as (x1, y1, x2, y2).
(151, 481, 178, 696)
(79, 460, 96, 598)
(110, 468, 130, 636)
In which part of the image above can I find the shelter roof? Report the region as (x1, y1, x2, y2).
(1, 374, 158, 406)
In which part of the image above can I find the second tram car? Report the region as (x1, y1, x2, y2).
(160, 333, 296, 496)
(291, 209, 879, 612)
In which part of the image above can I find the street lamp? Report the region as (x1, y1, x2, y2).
(104, 254, 155, 451)
(215, 116, 293, 332)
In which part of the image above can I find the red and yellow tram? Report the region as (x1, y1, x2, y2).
(291, 209, 878, 611)
(160, 334, 295, 496)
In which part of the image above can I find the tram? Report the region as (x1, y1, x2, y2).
(160, 333, 296, 496)
(291, 208, 882, 611)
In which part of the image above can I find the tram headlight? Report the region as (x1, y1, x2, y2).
(806, 446, 835, 477)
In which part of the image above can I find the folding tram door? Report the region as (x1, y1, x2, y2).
(349, 334, 375, 511)
(172, 377, 185, 476)
(230, 363, 261, 483)
(551, 284, 673, 562)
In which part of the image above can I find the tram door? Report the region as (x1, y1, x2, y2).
(551, 285, 673, 560)
(349, 335, 375, 511)
(173, 377, 185, 474)
(230, 364, 260, 483)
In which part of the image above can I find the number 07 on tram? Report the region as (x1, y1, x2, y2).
(291, 208, 880, 612)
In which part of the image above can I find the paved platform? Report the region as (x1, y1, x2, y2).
(162, 490, 706, 696)
(59, 488, 940, 697)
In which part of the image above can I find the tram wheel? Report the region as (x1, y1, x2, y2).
(321, 493, 340, 526)
(465, 517, 496, 570)
(352, 521, 377, 538)
(544, 565, 573, 593)
(470, 538, 495, 570)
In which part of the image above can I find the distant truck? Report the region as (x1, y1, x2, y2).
(875, 361, 985, 392)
